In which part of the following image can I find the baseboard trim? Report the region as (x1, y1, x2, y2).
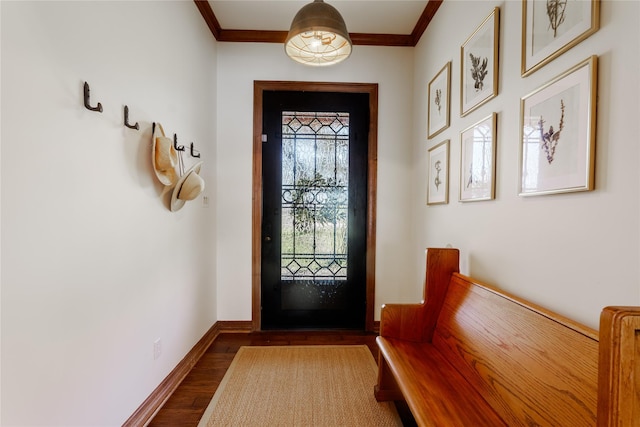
(123, 320, 252, 427)
(217, 320, 254, 333)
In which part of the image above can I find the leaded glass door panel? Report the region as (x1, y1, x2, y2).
(261, 91, 368, 329)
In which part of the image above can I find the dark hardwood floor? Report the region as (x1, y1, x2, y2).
(148, 330, 415, 426)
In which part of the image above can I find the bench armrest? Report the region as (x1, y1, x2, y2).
(379, 303, 426, 341)
(379, 248, 460, 343)
(598, 306, 640, 426)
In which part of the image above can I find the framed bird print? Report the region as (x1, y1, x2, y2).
(461, 7, 500, 117)
(519, 56, 597, 196)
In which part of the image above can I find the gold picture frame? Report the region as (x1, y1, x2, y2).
(460, 113, 497, 202)
(427, 140, 450, 205)
(428, 61, 451, 139)
(519, 56, 597, 196)
(521, 0, 600, 77)
(460, 7, 500, 117)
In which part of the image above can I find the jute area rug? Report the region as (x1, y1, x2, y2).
(197, 345, 402, 426)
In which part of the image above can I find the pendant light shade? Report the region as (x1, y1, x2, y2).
(285, 0, 352, 66)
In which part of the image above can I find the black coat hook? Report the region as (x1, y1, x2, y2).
(173, 134, 185, 151)
(190, 142, 201, 158)
(83, 82, 103, 112)
(124, 105, 139, 130)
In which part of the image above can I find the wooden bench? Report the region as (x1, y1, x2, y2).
(375, 248, 640, 426)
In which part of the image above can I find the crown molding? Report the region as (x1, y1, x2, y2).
(194, 0, 442, 47)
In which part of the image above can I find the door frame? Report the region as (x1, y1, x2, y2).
(252, 81, 378, 332)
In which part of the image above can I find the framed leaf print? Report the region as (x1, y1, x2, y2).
(461, 7, 500, 117)
(519, 56, 597, 196)
(428, 62, 451, 139)
(460, 113, 497, 202)
(522, 0, 600, 77)
(427, 140, 449, 205)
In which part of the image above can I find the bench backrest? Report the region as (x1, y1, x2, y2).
(432, 273, 600, 426)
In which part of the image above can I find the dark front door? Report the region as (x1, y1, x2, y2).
(261, 90, 369, 329)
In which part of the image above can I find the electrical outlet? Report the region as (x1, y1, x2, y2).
(203, 196, 210, 208)
(153, 338, 162, 360)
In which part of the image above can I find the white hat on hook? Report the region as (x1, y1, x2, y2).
(171, 161, 205, 212)
(152, 123, 178, 186)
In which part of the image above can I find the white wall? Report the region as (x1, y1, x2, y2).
(1, 1, 217, 425)
(412, 0, 640, 329)
(215, 43, 417, 320)
(3, 0, 638, 424)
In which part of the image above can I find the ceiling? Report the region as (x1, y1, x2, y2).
(196, 0, 442, 47)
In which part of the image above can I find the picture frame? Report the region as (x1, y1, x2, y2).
(428, 61, 451, 139)
(460, 113, 497, 202)
(519, 56, 597, 196)
(460, 7, 500, 117)
(427, 140, 450, 205)
(522, 0, 600, 77)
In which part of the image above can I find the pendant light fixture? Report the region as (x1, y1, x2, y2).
(285, 0, 352, 66)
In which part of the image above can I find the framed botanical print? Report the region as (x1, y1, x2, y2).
(428, 62, 451, 139)
(460, 113, 497, 202)
(461, 7, 500, 117)
(427, 140, 450, 205)
(519, 56, 597, 196)
(522, 0, 600, 77)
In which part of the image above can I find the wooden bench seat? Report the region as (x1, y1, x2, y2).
(377, 337, 505, 426)
(374, 248, 640, 427)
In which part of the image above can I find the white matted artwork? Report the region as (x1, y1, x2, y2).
(519, 56, 597, 196)
(427, 140, 449, 205)
(428, 62, 451, 139)
(460, 113, 496, 202)
(460, 7, 500, 117)
(522, 0, 600, 77)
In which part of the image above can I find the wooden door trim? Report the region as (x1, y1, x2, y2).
(252, 81, 378, 332)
